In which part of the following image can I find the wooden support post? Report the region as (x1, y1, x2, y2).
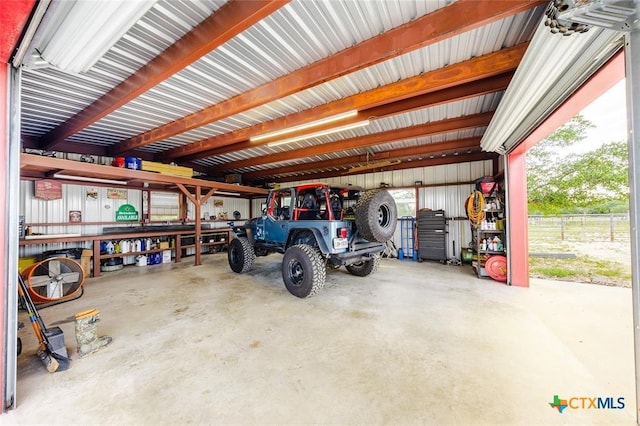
(93, 239, 101, 278)
(176, 183, 209, 267)
(195, 185, 202, 266)
(175, 233, 182, 263)
(178, 192, 188, 222)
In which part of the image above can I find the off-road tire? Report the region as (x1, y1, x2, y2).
(354, 189, 397, 242)
(228, 237, 255, 273)
(282, 244, 326, 298)
(346, 254, 381, 277)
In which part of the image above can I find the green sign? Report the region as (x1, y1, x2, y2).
(115, 204, 139, 222)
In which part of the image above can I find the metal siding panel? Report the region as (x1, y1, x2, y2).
(202, 197, 250, 222)
(251, 196, 265, 219)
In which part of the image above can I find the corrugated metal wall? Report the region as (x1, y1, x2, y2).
(186, 196, 250, 225)
(20, 178, 251, 257)
(19, 180, 142, 256)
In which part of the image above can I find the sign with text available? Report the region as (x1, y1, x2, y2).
(115, 204, 139, 222)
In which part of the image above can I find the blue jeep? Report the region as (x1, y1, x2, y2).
(228, 183, 397, 298)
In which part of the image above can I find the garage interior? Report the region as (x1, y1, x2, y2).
(1, 0, 639, 423)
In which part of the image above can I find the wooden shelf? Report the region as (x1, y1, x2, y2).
(19, 227, 232, 278)
(20, 153, 268, 197)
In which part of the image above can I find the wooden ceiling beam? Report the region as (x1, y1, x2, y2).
(188, 71, 512, 163)
(40, 0, 289, 151)
(169, 50, 519, 163)
(209, 112, 493, 175)
(113, 0, 542, 154)
(240, 137, 482, 180)
(250, 152, 497, 183)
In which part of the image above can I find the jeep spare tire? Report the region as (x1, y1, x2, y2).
(354, 189, 397, 242)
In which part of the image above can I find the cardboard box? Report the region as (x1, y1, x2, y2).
(159, 241, 169, 249)
(225, 173, 242, 184)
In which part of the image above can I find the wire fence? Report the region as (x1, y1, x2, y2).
(528, 214, 630, 243)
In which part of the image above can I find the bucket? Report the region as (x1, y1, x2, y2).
(125, 157, 141, 170)
(461, 247, 473, 265)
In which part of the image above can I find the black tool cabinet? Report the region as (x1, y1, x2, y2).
(417, 210, 446, 262)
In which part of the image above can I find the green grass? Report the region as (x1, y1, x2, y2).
(532, 266, 576, 278)
(528, 255, 631, 287)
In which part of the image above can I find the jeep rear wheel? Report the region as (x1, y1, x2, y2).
(282, 244, 326, 298)
(228, 237, 255, 273)
(346, 254, 381, 277)
(354, 189, 397, 242)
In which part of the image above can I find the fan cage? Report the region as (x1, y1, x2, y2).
(22, 257, 85, 303)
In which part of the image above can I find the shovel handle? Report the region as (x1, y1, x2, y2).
(17, 274, 48, 348)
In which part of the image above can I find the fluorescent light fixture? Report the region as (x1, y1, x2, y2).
(53, 173, 128, 186)
(215, 191, 241, 196)
(251, 110, 358, 142)
(18, 0, 156, 73)
(267, 120, 370, 147)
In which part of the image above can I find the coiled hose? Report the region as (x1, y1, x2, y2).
(465, 191, 485, 226)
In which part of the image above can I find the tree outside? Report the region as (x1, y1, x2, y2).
(527, 114, 629, 215)
(526, 114, 631, 287)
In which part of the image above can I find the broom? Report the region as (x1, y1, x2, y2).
(18, 274, 70, 372)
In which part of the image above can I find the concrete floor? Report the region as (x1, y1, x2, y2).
(3, 254, 636, 425)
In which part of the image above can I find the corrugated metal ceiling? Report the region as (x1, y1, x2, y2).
(18, 0, 551, 183)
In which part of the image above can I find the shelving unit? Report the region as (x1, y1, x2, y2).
(20, 153, 267, 269)
(19, 227, 232, 278)
(471, 192, 506, 280)
(176, 230, 230, 260)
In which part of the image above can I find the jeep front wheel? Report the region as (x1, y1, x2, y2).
(355, 189, 397, 242)
(282, 244, 326, 298)
(346, 254, 381, 277)
(228, 237, 255, 273)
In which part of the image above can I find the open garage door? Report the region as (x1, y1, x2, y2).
(482, 2, 639, 422)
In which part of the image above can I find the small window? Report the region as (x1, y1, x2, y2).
(388, 189, 416, 217)
(150, 192, 179, 221)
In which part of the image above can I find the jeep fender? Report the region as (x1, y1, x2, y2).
(233, 220, 256, 244)
(286, 227, 330, 254)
